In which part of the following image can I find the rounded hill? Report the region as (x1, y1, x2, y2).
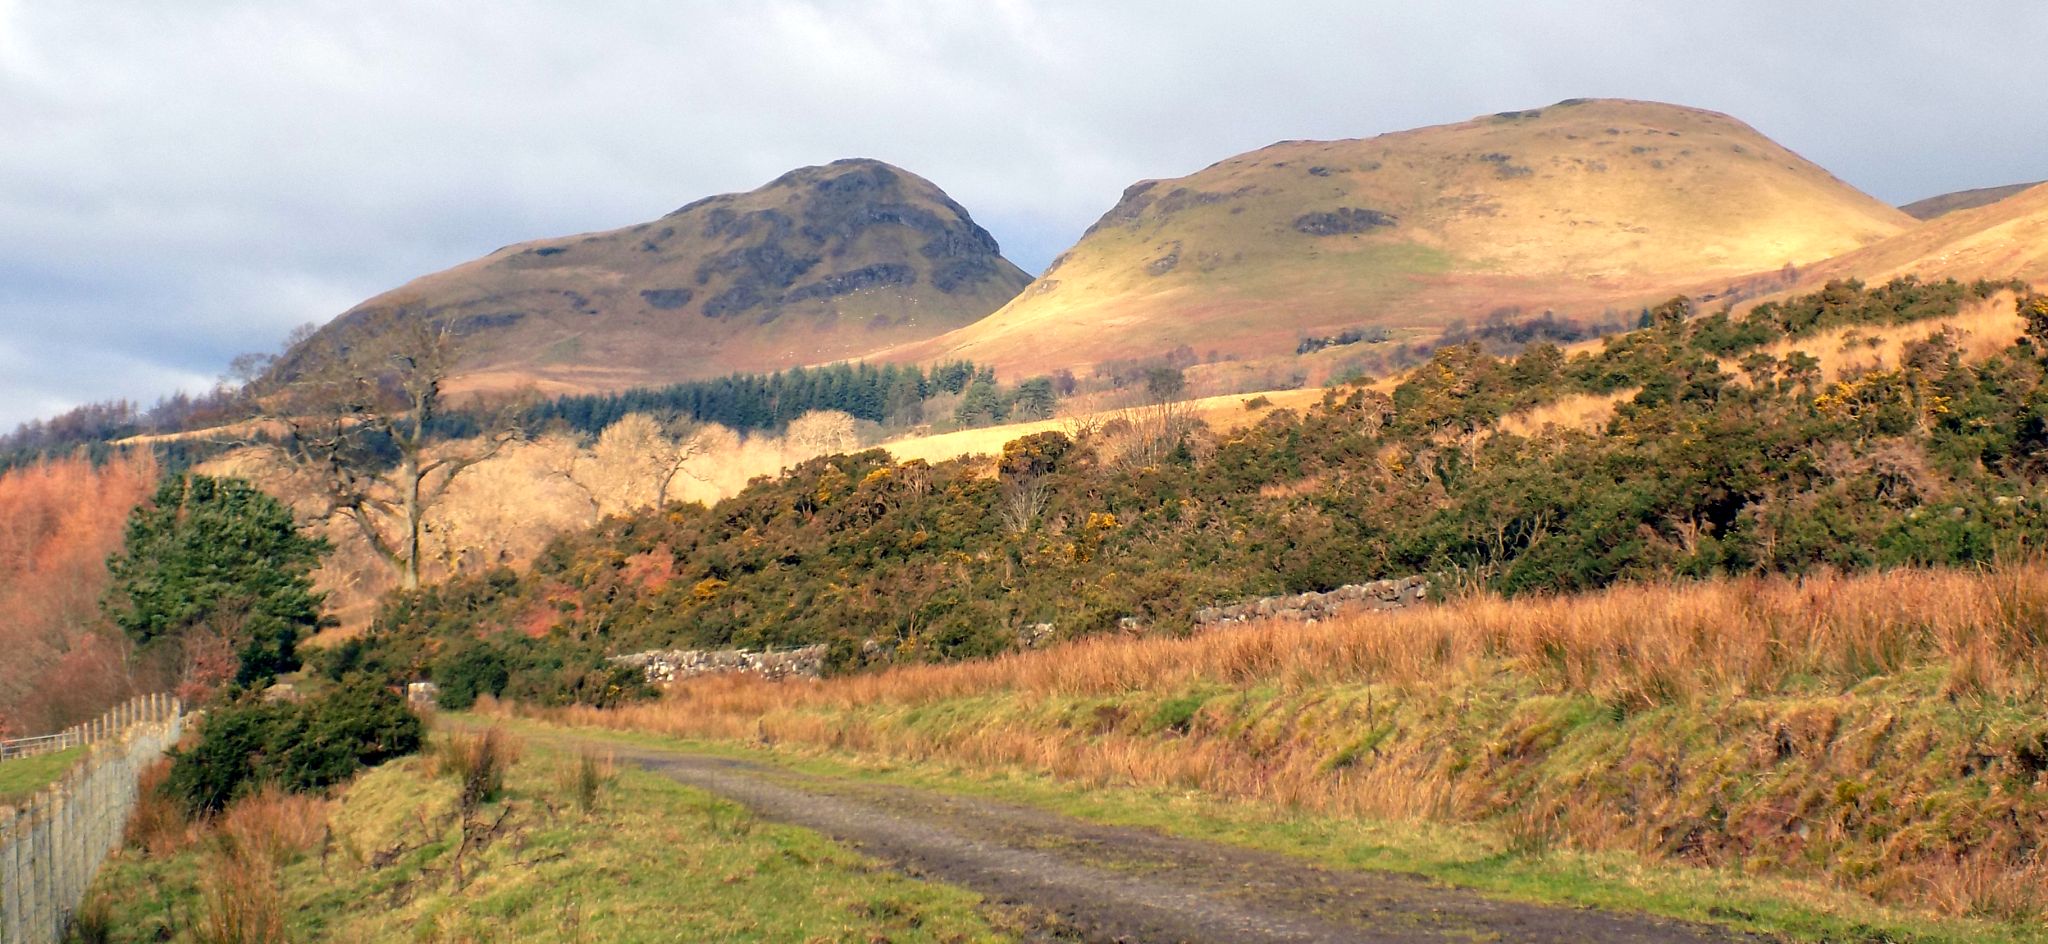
(296, 159, 1032, 397)
(886, 99, 1912, 376)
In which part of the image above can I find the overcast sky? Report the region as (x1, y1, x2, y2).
(3, 1, 2044, 430)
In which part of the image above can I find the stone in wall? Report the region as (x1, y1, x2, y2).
(1191, 575, 1429, 628)
(610, 644, 827, 685)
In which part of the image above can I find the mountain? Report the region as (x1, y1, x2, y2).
(298, 160, 1032, 396)
(1789, 181, 2048, 289)
(879, 99, 1912, 377)
(1899, 181, 2045, 220)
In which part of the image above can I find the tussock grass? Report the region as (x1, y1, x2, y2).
(563, 748, 616, 815)
(192, 788, 328, 944)
(558, 563, 2048, 925)
(588, 562, 2048, 714)
(431, 727, 520, 808)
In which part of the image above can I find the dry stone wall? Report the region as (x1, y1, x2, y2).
(1193, 576, 1429, 628)
(612, 645, 827, 685)
(1, 695, 183, 944)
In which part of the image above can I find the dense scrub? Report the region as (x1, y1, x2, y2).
(358, 278, 2046, 700)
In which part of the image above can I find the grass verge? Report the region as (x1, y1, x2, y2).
(0, 746, 83, 804)
(83, 731, 1014, 944)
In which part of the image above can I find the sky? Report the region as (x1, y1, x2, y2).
(2, 1, 2045, 430)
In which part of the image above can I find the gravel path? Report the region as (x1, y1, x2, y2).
(594, 741, 1771, 944)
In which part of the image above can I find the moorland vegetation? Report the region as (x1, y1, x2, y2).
(351, 278, 2044, 707)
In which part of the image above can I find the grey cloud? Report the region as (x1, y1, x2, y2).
(2, 0, 2044, 428)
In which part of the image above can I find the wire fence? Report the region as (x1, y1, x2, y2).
(0, 694, 182, 944)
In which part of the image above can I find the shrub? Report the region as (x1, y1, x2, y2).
(432, 645, 510, 711)
(125, 758, 194, 858)
(163, 680, 422, 815)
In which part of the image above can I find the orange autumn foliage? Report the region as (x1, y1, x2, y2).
(0, 451, 159, 735)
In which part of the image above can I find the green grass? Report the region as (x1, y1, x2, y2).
(0, 747, 82, 804)
(492, 715, 2047, 944)
(84, 735, 1015, 943)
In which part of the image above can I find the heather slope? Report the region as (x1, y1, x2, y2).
(888, 98, 1910, 377)
(291, 159, 1032, 397)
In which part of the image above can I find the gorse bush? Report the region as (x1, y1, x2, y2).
(369, 278, 2046, 679)
(432, 645, 511, 711)
(164, 680, 422, 815)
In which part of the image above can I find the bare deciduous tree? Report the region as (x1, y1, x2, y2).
(259, 315, 525, 590)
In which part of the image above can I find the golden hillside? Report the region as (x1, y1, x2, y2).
(882, 98, 1910, 377)
(291, 160, 1031, 397)
(1790, 182, 2048, 288)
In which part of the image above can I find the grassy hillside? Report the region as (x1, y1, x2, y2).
(883, 98, 1912, 378)
(340, 278, 2045, 702)
(290, 159, 1032, 398)
(1783, 182, 2048, 291)
(550, 562, 2048, 934)
(1900, 181, 2046, 220)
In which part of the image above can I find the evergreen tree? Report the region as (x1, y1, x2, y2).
(956, 378, 1007, 425)
(103, 474, 329, 685)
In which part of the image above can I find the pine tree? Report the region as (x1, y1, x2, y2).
(103, 474, 329, 685)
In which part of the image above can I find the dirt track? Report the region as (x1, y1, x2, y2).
(600, 741, 1769, 944)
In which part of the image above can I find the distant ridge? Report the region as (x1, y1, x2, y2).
(1785, 181, 2048, 289)
(1900, 181, 2046, 220)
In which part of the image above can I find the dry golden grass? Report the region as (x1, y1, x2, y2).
(1784, 182, 2048, 291)
(195, 788, 330, 944)
(575, 564, 2048, 726)
(1736, 292, 2024, 384)
(1495, 388, 1634, 436)
(879, 387, 1325, 467)
(124, 758, 198, 859)
(550, 564, 2048, 918)
(216, 787, 329, 865)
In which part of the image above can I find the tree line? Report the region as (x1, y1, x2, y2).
(517, 360, 1059, 436)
